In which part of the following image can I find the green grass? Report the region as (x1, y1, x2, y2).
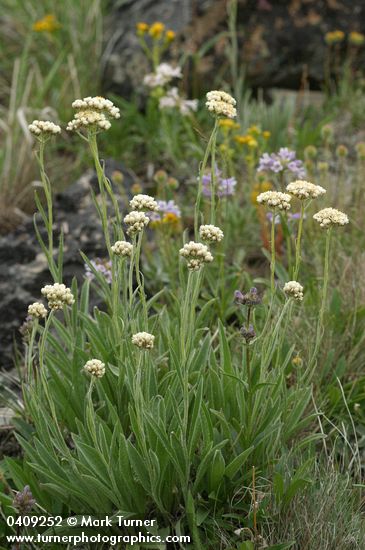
(1, 5, 365, 549)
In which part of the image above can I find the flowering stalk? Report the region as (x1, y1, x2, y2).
(245, 306, 252, 383)
(312, 227, 332, 364)
(180, 271, 194, 363)
(293, 202, 305, 279)
(34, 139, 60, 282)
(87, 133, 124, 254)
(38, 310, 54, 373)
(26, 321, 39, 382)
(88, 132, 112, 253)
(210, 126, 218, 224)
(179, 269, 203, 449)
(134, 231, 148, 324)
(261, 298, 292, 368)
(270, 213, 276, 295)
(195, 119, 219, 238)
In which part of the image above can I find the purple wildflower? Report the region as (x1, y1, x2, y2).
(266, 212, 281, 224)
(257, 148, 306, 179)
(240, 324, 256, 343)
(147, 199, 181, 222)
(234, 287, 262, 307)
(258, 153, 282, 173)
(201, 168, 237, 197)
(267, 212, 306, 224)
(277, 147, 296, 162)
(85, 258, 112, 284)
(13, 486, 36, 515)
(288, 212, 307, 221)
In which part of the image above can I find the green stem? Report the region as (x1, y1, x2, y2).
(270, 212, 276, 295)
(26, 321, 38, 383)
(195, 120, 219, 239)
(180, 271, 194, 363)
(135, 231, 148, 324)
(88, 132, 112, 253)
(210, 126, 218, 224)
(311, 228, 332, 368)
(128, 239, 135, 315)
(293, 202, 305, 279)
(39, 140, 53, 263)
(39, 311, 54, 371)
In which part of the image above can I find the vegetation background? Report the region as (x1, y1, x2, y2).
(0, 1, 364, 549)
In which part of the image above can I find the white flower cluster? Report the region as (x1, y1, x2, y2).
(205, 90, 237, 118)
(179, 241, 213, 271)
(83, 359, 105, 378)
(283, 281, 304, 301)
(130, 194, 159, 212)
(132, 332, 155, 350)
(41, 283, 75, 310)
(67, 110, 111, 131)
(67, 96, 120, 132)
(313, 208, 349, 228)
(27, 302, 47, 319)
(28, 120, 61, 136)
(286, 180, 326, 200)
(72, 97, 120, 118)
(143, 63, 182, 88)
(159, 88, 198, 116)
(257, 191, 291, 211)
(111, 240, 133, 257)
(199, 224, 224, 243)
(124, 210, 150, 235)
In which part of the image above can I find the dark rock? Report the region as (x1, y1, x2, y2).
(0, 165, 134, 371)
(104, 0, 365, 94)
(0, 239, 37, 265)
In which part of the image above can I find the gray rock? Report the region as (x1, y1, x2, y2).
(0, 163, 134, 371)
(104, 0, 365, 94)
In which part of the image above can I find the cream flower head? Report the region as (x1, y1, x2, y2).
(313, 208, 349, 228)
(179, 241, 213, 271)
(206, 90, 237, 118)
(199, 224, 224, 243)
(283, 281, 304, 301)
(124, 211, 150, 235)
(28, 120, 61, 136)
(257, 191, 291, 211)
(132, 332, 155, 350)
(67, 96, 120, 132)
(286, 180, 326, 200)
(84, 359, 105, 378)
(27, 302, 48, 319)
(41, 283, 75, 310)
(111, 240, 133, 257)
(130, 194, 159, 212)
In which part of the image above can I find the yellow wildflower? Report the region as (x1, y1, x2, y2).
(292, 354, 303, 367)
(136, 22, 149, 36)
(131, 182, 143, 195)
(349, 31, 365, 46)
(219, 118, 240, 130)
(247, 137, 258, 148)
(166, 30, 176, 42)
(234, 134, 251, 145)
(324, 30, 345, 45)
(162, 213, 179, 225)
(251, 181, 272, 205)
(247, 125, 261, 135)
(112, 170, 124, 184)
(149, 22, 165, 39)
(32, 14, 60, 33)
(263, 131, 271, 139)
(355, 142, 365, 160)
